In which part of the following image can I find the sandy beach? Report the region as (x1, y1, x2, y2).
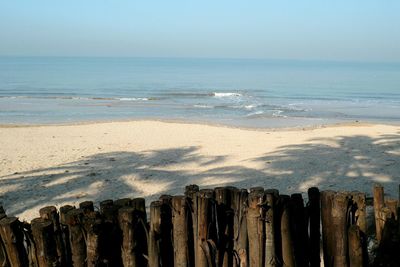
(0, 120, 399, 221)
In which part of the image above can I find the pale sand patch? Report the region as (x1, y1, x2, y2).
(0, 120, 399, 221)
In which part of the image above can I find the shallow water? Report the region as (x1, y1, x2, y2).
(1, 57, 399, 127)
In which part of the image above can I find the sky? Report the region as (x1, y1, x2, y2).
(0, 1, 399, 62)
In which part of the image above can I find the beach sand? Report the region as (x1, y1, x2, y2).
(0, 120, 399, 221)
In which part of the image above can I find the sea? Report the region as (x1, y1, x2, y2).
(0, 56, 399, 128)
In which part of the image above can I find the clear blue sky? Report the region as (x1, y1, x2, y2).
(1, 0, 399, 62)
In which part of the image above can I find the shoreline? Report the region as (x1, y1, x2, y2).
(0, 117, 395, 132)
(1, 119, 399, 221)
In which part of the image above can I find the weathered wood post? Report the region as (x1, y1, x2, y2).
(196, 189, 216, 267)
(247, 187, 265, 267)
(215, 186, 234, 267)
(348, 225, 363, 267)
(100, 199, 122, 267)
(79, 201, 94, 214)
(290, 193, 308, 266)
(350, 192, 367, 234)
(31, 218, 59, 267)
(185, 184, 199, 267)
(321, 190, 335, 267)
(148, 201, 162, 267)
(172, 195, 190, 267)
(83, 211, 103, 267)
(59, 205, 75, 267)
(373, 184, 384, 243)
(280, 195, 295, 267)
(0, 217, 29, 267)
(132, 197, 148, 267)
(159, 195, 173, 267)
(385, 199, 398, 219)
(39, 206, 67, 266)
(308, 187, 320, 267)
(118, 207, 138, 267)
(65, 209, 86, 267)
(231, 188, 248, 267)
(0, 212, 8, 267)
(332, 192, 349, 267)
(264, 189, 278, 267)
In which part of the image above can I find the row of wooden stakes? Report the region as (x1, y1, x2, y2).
(0, 184, 398, 267)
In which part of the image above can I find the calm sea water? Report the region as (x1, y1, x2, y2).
(0, 57, 399, 128)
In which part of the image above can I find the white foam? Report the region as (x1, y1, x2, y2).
(194, 104, 213, 109)
(213, 92, 242, 98)
(118, 97, 149, 101)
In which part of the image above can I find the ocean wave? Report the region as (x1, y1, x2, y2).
(193, 104, 214, 109)
(118, 97, 149, 101)
(212, 92, 242, 98)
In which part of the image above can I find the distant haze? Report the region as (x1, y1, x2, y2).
(0, 1, 399, 62)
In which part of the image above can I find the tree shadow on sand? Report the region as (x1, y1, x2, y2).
(0, 133, 399, 219)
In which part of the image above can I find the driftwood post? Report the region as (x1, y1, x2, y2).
(0, 217, 28, 267)
(39, 206, 67, 266)
(247, 188, 265, 267)
(264, 189, 278, 267)
(308, 187, 320, 267)
(348, 225, 363, 267)
(196, 189, 215, 267)
(148, 201, 162, 267)
(232, 188, 248, 267)
(79, 201, 94, 214)
(172, 195, 189, 267)
(31, 218, 58, 267)
(373, 184, 384, 243)
(65, 209, 86, 267)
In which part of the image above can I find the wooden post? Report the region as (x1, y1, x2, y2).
(348, 225, 363, 267)
(264, 190, 277, 267)
(158, 195, 173, 267)
(114, 198, 132, 208)
(148, 201, 162, 267)
(83, 211, 103, 267)
(196, 189, 215, 267)
(280, 195, 295, 267)
(231, 188, 248, 267)
(0, 212, 8, 267)
(132, 197, 148, 267)
(31, 218, 59, 267)
(247, 188, 265, 267)
(350, 192, 367, 234)
(118, 207, 137, 267)
(308, 187, 320, 267)
(385, 199, 398, 220)
(332, 192, 349, 267)
(321, 190, 335, 267)
(65, 209, 86, 267)
(79, 201, 94, 214)
(172, 195, 189, 267)
(290, 193, 308, 267)
(59, 205, 75, 267)
(215, 186, 233, 267)
(373, 184, 384, 243)
(0, 217, 28, 267)
(185, 184, 199, 267)
(39, 206, 67, 266)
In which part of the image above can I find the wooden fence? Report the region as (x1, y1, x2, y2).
(0, 184, 398, 267)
